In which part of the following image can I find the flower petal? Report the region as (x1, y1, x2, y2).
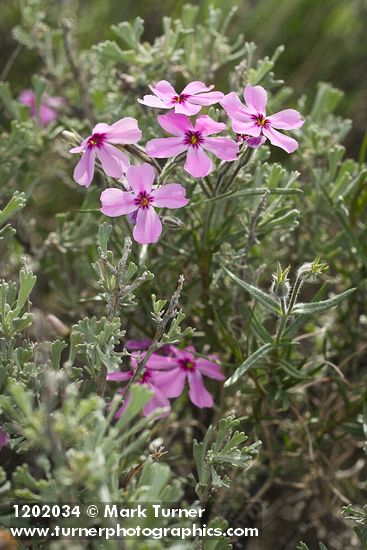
(126, 163, 156, 194)
(244, 84, 268, 114)
(181, 81, 214, 95)
(92, 123, 110, 133)
(138, 95, 170, 109)
(244, 135, 267, 148)
(0, 426, 8, 450)
(125, 338, 152, 351)
(220, 92, 253, 119)
(188, 91, 224, 106)
(194, 115, 226, 136)
(143, 386, 171, 417)
(96, 144, 129, 178)
(184, 146, 212, 178)
(146, 137, 187, 158)
(100, 188, 137, 217)
(171, 346, 195, 362)
(73, 148, 95, 188)
(106, 371, 132, 382)
(202, 137, 238, 161)
(145, 354, 178, 370)
(69, 138, 88, 154)
(231, 120, 262, 137)
(149, 80, 177, 100)
(19, 89, 35, 106)
(157, 112, 193, 136)
(151, 183, 189, 209)
(262, 127, 299, 153)
(188, 371, 213, 408)
(174, 102, 202, 116)
(133, 206, 162, 244)
(267, 109, 304, 130)
(105, 117, 142, 144)
(196, 358, 225, 380)
(39, 105, 58, 126)
(153, 368, 187, 398)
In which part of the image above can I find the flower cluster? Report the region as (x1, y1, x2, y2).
(67, 80, 303, 244)
(107, 343, 224, 418)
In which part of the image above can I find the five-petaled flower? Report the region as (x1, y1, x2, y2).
(146, 112, 239, 178)
(221, 84, 304, 153)
(100, 162, 188, 244)
(69, 118, 142, 188)
(138, 80, 223, 116)
(149, 346, 225, 408)
(19, 89, 63, 126)
(107, 354, 173, 418)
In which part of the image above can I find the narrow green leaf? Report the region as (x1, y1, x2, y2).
(223, 268, 280, 314)
(293, 288, 356, 315)
(224, 343, 272, 387)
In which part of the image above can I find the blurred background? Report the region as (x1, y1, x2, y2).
(1, 0, 366, 158)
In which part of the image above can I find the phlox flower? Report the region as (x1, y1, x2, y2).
(0, 426, 8, 450)
(146, 113, 239, 178)
(138, 80, 223, 115)
(221, 84, 304, 153)
(69, 118, 142, 188)
(100, 162, 188, 244)
(107, 354, 175, 418)
(149, 346, 225, 408)
(19, 89, 63, 126)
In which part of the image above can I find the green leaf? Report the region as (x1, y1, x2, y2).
(115, 384, 153, 429)
(15, 270, 37, 314)
(293, 288, 356, 315)
(224, 343, 272, 387)
(97, 222, 112, 254)
(223, 268, 280, 314)
(112, 18, 144, 50)
(0, 192, 26, 226)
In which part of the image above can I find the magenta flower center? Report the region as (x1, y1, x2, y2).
(178, 358, 196, 371)
(134, 191, 153, 209)
(184, 131, 204, 148)
(253, 114, 269, 128)
(139, 369, 153, 384)
(88, 132, 106, 148)
(173, 94, 189, 104)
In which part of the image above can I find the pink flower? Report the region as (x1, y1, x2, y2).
(19, 89, 63, 126)
(221, 84, 304, 154)
(236, 133, 266, 149)
(0, 426, 8, 450)
(69, 118, 142, 188)
(107, 354, 173, 418)
(138, 80, 223, 116)
(150, 346, 225, 408)
(146, 113, 239, 178)
(100, 162, 189, 244)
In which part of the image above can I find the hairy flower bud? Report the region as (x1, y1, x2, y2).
(297, 257, 328, 281)
(270, 263, 291, 301)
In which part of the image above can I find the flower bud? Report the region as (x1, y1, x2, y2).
(297, 257, 328, 281)
(270, 263, 291, 301)
(161, 216, 185, 228)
